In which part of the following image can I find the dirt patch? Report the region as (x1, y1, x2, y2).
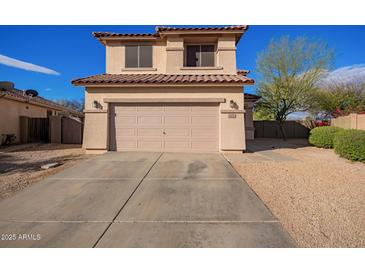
(226, 139, 365, 248)
(0, 143, 87, 200)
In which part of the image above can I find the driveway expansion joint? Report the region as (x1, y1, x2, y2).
(92, 152, 164, 248)
(113, 220, 280, 224)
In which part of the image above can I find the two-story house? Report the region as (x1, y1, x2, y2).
(72, 25, 257, 154)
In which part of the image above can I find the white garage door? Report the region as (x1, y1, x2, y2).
(109, 103, 219, 152)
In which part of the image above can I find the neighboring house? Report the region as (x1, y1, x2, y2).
(72, 25, 257, 153)
(0, 83, 83, 144)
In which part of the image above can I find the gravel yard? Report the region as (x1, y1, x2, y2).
(225, 139, 365, 248)
(0, 143, 86, 200)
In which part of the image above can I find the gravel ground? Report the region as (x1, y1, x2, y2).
(0, 143, 87, 200)
(226, 139, 365, 248)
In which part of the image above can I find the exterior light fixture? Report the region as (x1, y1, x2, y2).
(93, 100, 102, 109)
(230, 100, 238, 109)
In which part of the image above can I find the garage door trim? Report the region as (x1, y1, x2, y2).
(104, 98, 225, 103)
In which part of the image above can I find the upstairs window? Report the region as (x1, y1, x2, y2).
(186, 45, 215, 67)
(125, 45, 152, 68)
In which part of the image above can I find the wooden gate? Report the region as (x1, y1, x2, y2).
(28, 118, 49, 143)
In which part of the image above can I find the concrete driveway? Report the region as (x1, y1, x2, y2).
(0, 152, 295, 247)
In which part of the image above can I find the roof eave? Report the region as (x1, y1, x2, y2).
(1, 93, 84, 117)
(97, 36, 159, 45)
(72, 82, 254, 88)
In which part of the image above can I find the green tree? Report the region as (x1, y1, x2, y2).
(255, 36, 334, 140)
(312, 82, 365, 118)
(253, 109, 274, 120)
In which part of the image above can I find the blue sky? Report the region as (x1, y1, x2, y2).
(0, 25, 365, 101)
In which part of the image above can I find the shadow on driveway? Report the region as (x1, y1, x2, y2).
(246, 138, 310, 153)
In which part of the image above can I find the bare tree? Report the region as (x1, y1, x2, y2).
(255, 36, 334, 140)
(54, 99, 84, 112)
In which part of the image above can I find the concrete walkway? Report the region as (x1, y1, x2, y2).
(0, 152, 295, 247)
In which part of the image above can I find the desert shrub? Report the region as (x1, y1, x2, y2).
(333, 129, 365, 162)
(309, 126, 344, 148)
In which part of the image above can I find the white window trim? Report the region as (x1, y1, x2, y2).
(184, 43, 216, 67)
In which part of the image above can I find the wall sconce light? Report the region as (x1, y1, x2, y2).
(93, 100, 103, 109)
(230, 100, 239, 110)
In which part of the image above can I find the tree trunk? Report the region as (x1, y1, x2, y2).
(277, 120, 287, 141)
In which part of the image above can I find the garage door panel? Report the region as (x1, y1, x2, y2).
(191, 105, 217, 114)
(116, 128, 136, 137)
(164, 105, 190, 113)
(117, 140, 137, 149)
(112, 103, 218, 152)
(137, 128, 162, 137)
(164, 140, 191, 150)
(137, 116, 162, 125)
(164, 116, 190, 125)
(117, 116, 136, 125)
(164, 128, 190, 137)
(191, 116, 217, 126)
(191, 128, 217, 138)
(116, 105, 137, 114)
(138, 105, 163, 113)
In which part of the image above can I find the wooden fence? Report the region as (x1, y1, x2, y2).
(27, 118, 49, 143)
(20, 116, 83, 144)
(254, 120, 310, 138)
(331, 113, 365, 130)
(61, 117, 83, 144)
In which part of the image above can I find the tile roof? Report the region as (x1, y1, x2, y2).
(93, 25, 248, 42)
(155, 25, 248, 32)
(72, 73, 254, 86)
(0, 89, 83, 116)
(93, 32, 158, 38)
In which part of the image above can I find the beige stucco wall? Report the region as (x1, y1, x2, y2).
(332, 113, 365, 130)
(0, 98, 48, 143)
(83, 86, 246, 152)
(106, 39, 166, 74)
(105, 34, 237, 75)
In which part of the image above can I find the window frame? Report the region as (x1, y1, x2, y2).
(184, 43, 216, 68)
(124, 44, 153, 69)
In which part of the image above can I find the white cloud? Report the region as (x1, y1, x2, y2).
(0, 54, 60, 75)
(321, 64, 365, 85)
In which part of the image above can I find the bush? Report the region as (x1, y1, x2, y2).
(309, 126, 344, 148)
(333, 129, 365, 162)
